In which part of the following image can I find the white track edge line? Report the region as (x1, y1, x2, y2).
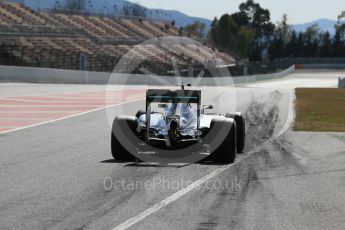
(111, 91, 295, 230)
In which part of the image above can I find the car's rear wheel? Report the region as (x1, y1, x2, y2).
(111, 116, 138, 161)
(226, 112, 245, 153)
(205, 118, 237, 163)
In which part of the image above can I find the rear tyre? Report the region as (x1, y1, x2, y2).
(226, 112, 245, 153)
(206, 118, 237, 163)
(111, 116, 138, 161)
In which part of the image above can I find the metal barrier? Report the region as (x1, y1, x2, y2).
(0, 65, 295, 85)
(339, 77, 345, 88)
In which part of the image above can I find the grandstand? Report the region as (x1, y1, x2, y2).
(0, 1, 235, 74)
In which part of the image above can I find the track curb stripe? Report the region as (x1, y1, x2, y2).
(0, 98, 145, 135)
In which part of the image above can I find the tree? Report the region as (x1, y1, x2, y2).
(231, 11, 249, 27)
(275, 14, 291, 44)
(237, 26, 255, 57)
(184, 21, 206, 38)
(209, 17, 219, 43)
(239, 0, 274, 39)
(268, 14, 292, 60)
(295, 32, 305, 57)
(238, 0, 275, 61)
(250, 43, 262, 62)
(218, 14, 239, 48)
(304, 24, 320, 41)
(310, 39, 320, 57)
(239, 0, 257, 24)
(285, 30, 297, 57)
(268, 35, 284, 60)
(336, 11, 345, 40)
(218, 3, 345, 60)
(303, 24, 320, 57)
(331, 11, 345, 56)
(207, 0, 276, 60)
(332, 30, 344, 57)
(319, 32, 332, 57)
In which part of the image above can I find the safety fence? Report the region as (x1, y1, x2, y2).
(0, 64, 295, 85)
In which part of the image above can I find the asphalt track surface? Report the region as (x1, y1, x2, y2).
(1, 70, 344, 230)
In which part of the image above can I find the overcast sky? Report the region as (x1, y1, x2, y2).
(129, 0, 344, 24)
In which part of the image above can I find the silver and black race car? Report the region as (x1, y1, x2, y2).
(111, 86, 245, 163)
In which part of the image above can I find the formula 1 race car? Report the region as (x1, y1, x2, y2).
(111, 86, 245, 163)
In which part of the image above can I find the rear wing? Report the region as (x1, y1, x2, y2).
(146, 89, 201, 104)
(145, 89, 202, 131)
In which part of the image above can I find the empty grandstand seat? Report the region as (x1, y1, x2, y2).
(0, 3, 234, 71)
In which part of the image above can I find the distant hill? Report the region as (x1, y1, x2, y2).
(291, 18, 337, 34)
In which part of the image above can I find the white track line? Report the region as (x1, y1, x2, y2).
(0, 98, 129, 103)
(0, 89, 144, 100)
(0, 111, 83, 114)
(111, 91, 295, 230)
(0, 105, 114, 108)
(0, 95, 143, 104)
(0, 90, 105, 100)
(0, 98, 145, 135)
